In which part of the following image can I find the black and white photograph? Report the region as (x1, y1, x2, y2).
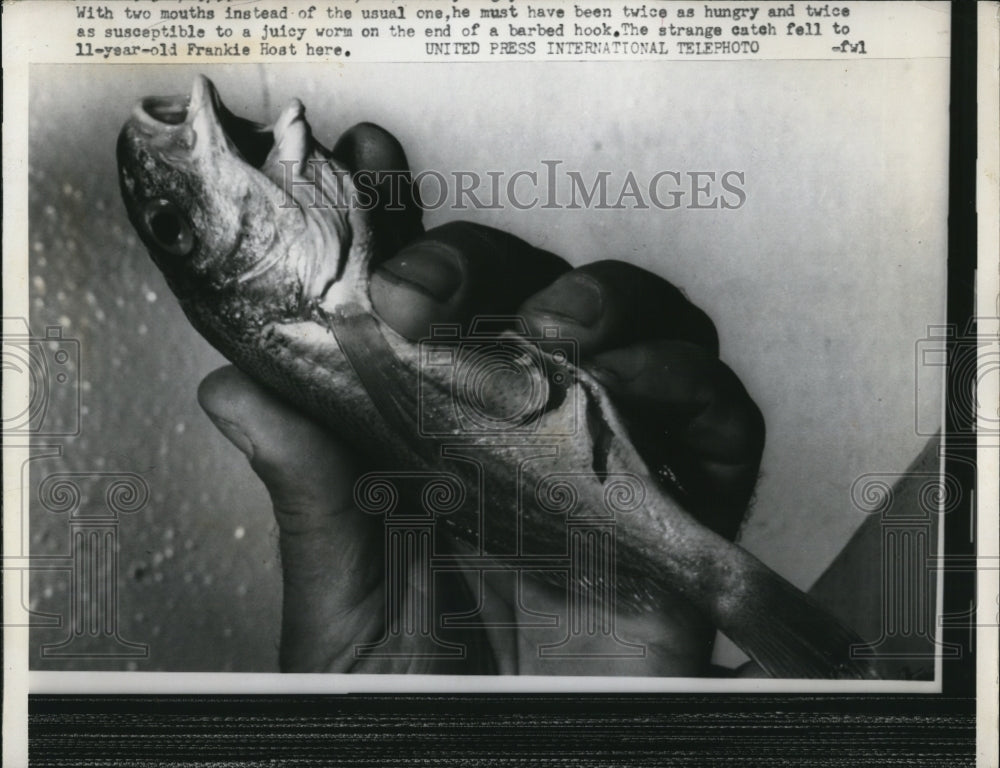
(3, 0, 995, 764)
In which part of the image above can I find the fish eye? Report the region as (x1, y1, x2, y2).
(142, 199, 194, 257)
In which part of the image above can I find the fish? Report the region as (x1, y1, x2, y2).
(117, 75, 879, 679)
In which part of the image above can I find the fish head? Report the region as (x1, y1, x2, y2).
(117, 75, 370, 350)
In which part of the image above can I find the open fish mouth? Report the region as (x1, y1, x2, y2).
(131, 75, 307, 175)
(119, 75, 347, 297)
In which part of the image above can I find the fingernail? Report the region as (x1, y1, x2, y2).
(377, 245, 464, 303)
(206, 413, 255, 459)
(532, 273, 603, 328)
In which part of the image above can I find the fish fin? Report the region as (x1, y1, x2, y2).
(715, 561, 881, 679)
(321, 304, 428, 458)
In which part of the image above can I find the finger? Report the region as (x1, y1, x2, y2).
(589, 341, 765, 538)
(370, 221, 570, 341)
(519, 260, 719, 356)
(198, 366, 360, 526)
(331, 122, 424, 261)
(197, 366, 383, 671)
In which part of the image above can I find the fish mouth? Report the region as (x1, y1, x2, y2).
(132, 75, 277, 170)
(139, 94, 190, 126)
(124, 76, 346, 298)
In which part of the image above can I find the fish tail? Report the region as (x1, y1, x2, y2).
(705, 547, 880, 679)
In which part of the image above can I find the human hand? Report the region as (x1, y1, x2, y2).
(197, 123, 765, 676)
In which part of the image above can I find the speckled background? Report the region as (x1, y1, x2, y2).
(25, 61, 947, 672)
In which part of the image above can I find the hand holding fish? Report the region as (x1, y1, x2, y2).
(196, 125, 765, 672)
(118, 77, 879, 678)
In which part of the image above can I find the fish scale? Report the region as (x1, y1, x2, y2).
(117, 75, 880, 679)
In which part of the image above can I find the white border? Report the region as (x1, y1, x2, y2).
(2, 0, 995, 764)
(28, 670, 940, 695)
(2, 4, 33, 765)
(976, 5, 1000, 767)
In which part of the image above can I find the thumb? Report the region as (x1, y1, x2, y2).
(197, 365, 383, 671)
(197, 365, 359, 528)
